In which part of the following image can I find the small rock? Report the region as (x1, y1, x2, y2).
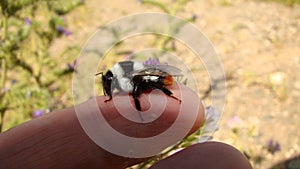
(269, 72, 287, 86)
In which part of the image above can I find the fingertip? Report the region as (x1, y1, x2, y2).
(149, 142, 253, 169)
(189, 100, 205, 135)
(172, 84, 205, 135)
(97, 84, 205, 138)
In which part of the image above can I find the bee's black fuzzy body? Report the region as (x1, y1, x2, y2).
(96, 61, 181, 111)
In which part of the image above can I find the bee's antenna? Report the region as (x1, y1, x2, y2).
(95, 72, 104, 76)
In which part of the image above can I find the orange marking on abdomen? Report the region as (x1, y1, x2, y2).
(163, 75, 174, 86)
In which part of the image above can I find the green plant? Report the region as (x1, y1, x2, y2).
(138, 0, 196, 51)
(261, 0, 300, 5)
(0, 0, 83, 131)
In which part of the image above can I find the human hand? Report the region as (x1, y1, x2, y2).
(0, 84, 252, 169)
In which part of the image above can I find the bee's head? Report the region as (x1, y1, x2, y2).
(95, 71, 113, 80)
(95, 71, 114, 96)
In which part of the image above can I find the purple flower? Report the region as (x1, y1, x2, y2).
(32, 110, 44, 118)
(24, 18, 32, 26)
(191, 14, 198, 21)
(227, 116, 243, 129)
(67, 60, 77, 71)
(124, 54, 132, 60)
(197, 106, 221, 143)
(56, 26, 72, 36)
(56, 26, 64, 34)
(143, 57, 161, 65)
(266, 139, 281, 154)
(124, 51, 134, 60)
(63, 29, 72, 36)
(11, 79, 17, 85)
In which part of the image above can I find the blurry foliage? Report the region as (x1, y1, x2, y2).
(264, 0, 300, 5)
(98, 0, 197, 69)
(223, 0, 300, 6)
(139, 0, 196, 51)
(0, 0, 83, 131)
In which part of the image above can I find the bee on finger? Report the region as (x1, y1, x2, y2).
(95, 60, 182, 112)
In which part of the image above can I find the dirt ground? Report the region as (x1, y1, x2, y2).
(50, 0, 300, 168)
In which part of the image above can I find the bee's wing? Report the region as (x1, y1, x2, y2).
(131, 64, 183, 78)
(146, 64, 183, 76)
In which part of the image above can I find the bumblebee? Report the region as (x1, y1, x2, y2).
(95, 60, 181, 111)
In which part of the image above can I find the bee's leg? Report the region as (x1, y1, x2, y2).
(134, 98, 141, 111)
(104, 96, 112, 102)
(132, 85, 142, 111)
(104, 79, 117, 103)
(104, 86, 113, 102)
(160, 87, 182, 102)
(102, 73, 113, 102)
(132, 84, 144, 122)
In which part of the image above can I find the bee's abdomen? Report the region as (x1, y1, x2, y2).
(161, 75, 173, 86)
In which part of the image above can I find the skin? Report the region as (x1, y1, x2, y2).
(150, 142, 253, 169)
(0, 84, 252, 169)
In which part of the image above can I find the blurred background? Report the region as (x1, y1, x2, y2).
(0, 0, 299, 168)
